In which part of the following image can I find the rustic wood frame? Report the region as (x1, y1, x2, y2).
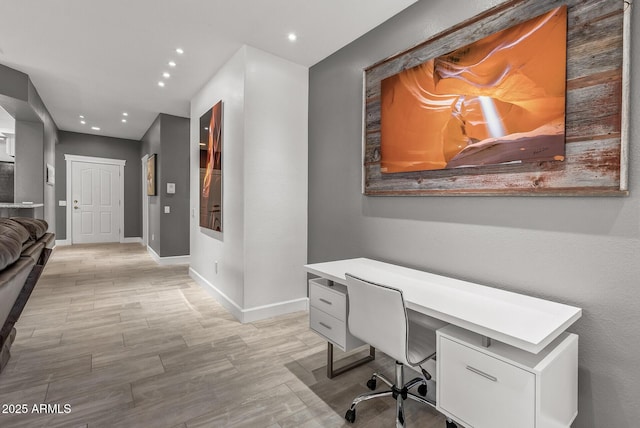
(362, 0, 630, 196)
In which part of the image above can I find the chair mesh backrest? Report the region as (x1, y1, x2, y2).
(346, 274, 409, 365)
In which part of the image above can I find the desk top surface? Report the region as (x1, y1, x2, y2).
(305, 258, 581, 354)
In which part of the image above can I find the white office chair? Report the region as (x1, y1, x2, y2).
(344, 273, 447, 427)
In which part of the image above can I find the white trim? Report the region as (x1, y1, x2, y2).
(242, 297, 309, 323)
(361, 69, 366, 195)
(64, 154, 126, 166)
(141, 155, 149, 247)
(189, 267, 309, 324)
(190, 267, 244, 321)
(620, 0, 631, 191)
(122, 237, 143, 244)
(147, 245, 190, 265)
(65, 154, 126, 244)
(55, 239, 71, 246)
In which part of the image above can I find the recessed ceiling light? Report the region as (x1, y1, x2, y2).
(91, 126, 100, 131)
(158, 81, 165, 87)
(80, 120, 86, 125)
(288, 33, 297, 42)
(122, 119, 127, 123)
(122, 112, 128, 116)
(79, 115, 85, 119)
(163, 72, 171, 78)
(168, 61, 176, 67)
(176, 48, 184, 54)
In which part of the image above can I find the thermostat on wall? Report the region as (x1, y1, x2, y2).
(167, 183, 176, 194)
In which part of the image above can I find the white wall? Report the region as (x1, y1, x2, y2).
(243, 47, 308, 309)
(190, 45, 308, 322)
(0, 140, 15, 163)
(190, 47, 247, 310)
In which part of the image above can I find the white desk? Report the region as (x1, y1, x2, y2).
(305, 258, 582, 428)
(305, 257, 581, 354)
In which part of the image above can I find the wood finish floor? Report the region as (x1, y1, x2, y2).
(0, 243, 447, 427)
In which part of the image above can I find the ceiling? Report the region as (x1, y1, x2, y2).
(0, 0, 417, 141)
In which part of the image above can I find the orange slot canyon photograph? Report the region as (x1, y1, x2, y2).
(380, 6, 567, 173)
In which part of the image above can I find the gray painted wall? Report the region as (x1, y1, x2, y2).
(141, 116, 161, 254)
(27, 81, 58, 232)
(56, 131, 142, 240)
(14, 120, 44, 219)
(140, 114, 190, 257)
(0, 63, 58, 231)
(159, 114, 190, 257)
(308, 1, 640, 427)
(0, 63, 28, 101)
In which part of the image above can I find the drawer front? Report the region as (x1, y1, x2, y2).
(309, 281, 346, 321)
(310, 307, 346, 348)
(438, 337, 535, 428)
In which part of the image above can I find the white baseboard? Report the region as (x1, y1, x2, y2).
(242, 296, 309, 323)
(189, 267, 244, 321)
(147, 246, 190, 265)
(55, 239, 71, 246)
(189, 267, 309, 324)
(121, 237, 142, 244)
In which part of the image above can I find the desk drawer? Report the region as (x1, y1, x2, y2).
(309, 279, 346, 321)
(438, 337, 535, 428)
(310, 307, 346, 347)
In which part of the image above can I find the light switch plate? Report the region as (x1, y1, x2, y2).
(164, 206, 170, 214)
(167, 183, 176, 194)
(59, 200, 67, 206)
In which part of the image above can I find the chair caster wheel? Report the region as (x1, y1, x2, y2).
(366, 378, 377, 390)
(345, 408, 356, 423)
(446, 420, 458, 428)
(418, 383, 427, 396)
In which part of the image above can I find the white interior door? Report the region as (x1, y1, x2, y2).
(71, 161, 120, 243)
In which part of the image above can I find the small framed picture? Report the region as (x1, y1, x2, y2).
(147, 154, 156, 196)
(46, 163, 55, 185)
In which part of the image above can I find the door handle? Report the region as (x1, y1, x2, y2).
(74, 206, 79, 210)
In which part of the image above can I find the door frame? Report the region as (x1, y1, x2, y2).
(141, 154, 149, 247)
(65, 154, 126, 244)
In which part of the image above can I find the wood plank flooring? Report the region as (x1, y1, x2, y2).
(0, 243, 447, 427)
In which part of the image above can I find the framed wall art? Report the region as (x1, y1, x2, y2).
(363, 0, 630, 196)
(146, 154, 157, 196)
(199, 100, 223, 232)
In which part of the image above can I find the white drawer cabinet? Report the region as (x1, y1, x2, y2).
(436, 325, 578, 428)
(309, 279, 347, 321)
(308, 278, 365, 351)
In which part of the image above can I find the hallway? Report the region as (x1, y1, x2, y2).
(0, 243, 445, 427)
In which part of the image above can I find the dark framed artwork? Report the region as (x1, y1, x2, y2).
(147, 154, 156, 196)
(199, 101, 223, 232)
(363, 0, 629, 196)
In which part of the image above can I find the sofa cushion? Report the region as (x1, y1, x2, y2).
(0, 257, 35, 330)
(10, 217, 48, 241)
(41, 233, 55, 249)
(0, 234, 22, 271)
(20, 242, 44, 264)
(0, 218, 30, 245)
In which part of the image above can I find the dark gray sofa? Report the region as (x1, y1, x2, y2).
(0, 217, 54, 372)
